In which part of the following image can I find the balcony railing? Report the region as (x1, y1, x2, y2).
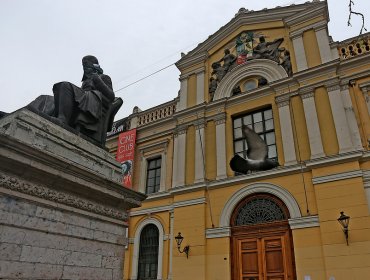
(338, 33, 370, 59)
(137, 100, 177, 127)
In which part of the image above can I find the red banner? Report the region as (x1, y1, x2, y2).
(116, 129, 137, 188)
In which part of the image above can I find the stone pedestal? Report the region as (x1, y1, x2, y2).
(0, 109, 146, 280)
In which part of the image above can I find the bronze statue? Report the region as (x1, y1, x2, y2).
(208, 77, 217, 101)
(279, 50, 293, 77)
(217, 49, 237, 72)
(28, 55, 122, 146)
(253, 36, 284, 63)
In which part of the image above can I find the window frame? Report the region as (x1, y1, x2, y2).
(145, 157, 162, 195)
(138, 140, 168, 194)
(232, 107, 277, 161)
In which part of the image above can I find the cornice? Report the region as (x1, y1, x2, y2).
(176, 3, 320, 67)
(288, 215, 320, 229)
(130, 197, 206, 216)
(284, 2, 327, 27)
(205, 227, 231, 239)
(293, 59, 339, 83)
(305, 150, 364, 168)
(312, 170, 363, 185)
(338, 53, 370, 74)
(138, 139, 169, 154)
(0, 173, 129, 221)
(289, 20, 327, 39)
(176, 52, 208, 72)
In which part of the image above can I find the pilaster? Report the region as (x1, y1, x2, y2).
(340, 84, 363, 150)
(172, 127, 187, 187)
(215, 114, 227, 180)
(300, 90, 325, 158)
(275, 94, 297, 165)
(194, 121, 206, 183)
(292, 34, 308, 71)
(326, 84, 353, 153)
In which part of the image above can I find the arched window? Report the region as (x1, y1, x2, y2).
(231, 193, 289, 226)
(138, 224, 159, 280)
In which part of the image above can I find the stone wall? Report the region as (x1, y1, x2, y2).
(0, 194, 126, 280)
(0, 109, 146, 279)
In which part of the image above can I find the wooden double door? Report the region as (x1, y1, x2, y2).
(231, 222, 296, 280)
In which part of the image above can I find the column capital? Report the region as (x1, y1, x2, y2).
(275, 93, 293, 108)
(213, 112, 226, 125)
(300, 91, 315, 99)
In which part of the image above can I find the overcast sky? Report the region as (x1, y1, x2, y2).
(1, 0, 369, 120)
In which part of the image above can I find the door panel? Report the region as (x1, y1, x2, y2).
(232, 222, 295, 280)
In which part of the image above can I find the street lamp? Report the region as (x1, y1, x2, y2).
(174, 232, 190, 258)
(337, 211, 350, 245)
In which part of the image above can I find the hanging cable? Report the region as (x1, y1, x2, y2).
(289, 90, 310, 215)
(195, 112, 215, 228)
(114, 63, 175, 94)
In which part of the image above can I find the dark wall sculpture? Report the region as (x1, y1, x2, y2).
(208, 32, 293, 101)
(28, 56, 122, 146)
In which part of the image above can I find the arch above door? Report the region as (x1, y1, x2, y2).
(220, 183, 302, 228)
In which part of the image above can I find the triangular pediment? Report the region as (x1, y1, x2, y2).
(176, 1, 327, 71)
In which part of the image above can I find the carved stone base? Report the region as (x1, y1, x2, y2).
(0, 109, 146, 280)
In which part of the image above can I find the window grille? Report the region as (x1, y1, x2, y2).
(233, 108, 277, 161)
(232, 195, 288, 226)
(138, 224, 159, 280)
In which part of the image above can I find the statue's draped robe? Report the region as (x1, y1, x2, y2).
(52, 74, 113, 132)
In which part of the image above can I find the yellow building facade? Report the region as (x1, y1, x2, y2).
(107, 2, 370, 279)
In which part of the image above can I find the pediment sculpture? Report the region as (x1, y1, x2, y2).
(209, 32, 293, 101)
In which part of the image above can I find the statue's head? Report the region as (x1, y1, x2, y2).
(224, 49, 230, 55)
(82, 55, 103, 81)
(259, 36, 265, 43)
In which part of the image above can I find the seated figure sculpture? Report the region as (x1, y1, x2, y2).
(28, 55, 122, 146)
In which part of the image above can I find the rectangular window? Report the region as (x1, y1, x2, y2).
(146, 157, 161, 194)
(233, 108, 277, 161)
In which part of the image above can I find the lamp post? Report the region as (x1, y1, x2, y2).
(337, 211, 350, 245)
(174, 232, 190, 258)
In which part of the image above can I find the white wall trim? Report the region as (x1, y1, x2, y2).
(130, 205, 173, 217)
(131, 218, 165, 280)
(213, 59, 287, 101)
(130, 197, 206, 216)
(173, 197, 206, 208)
(312, 170, 363, 185)
(288, 215, 320, 229)
(220, 183, 302, 228)
(206, 227, 231, 239)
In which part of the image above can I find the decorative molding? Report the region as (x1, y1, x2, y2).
(363, 170, 370, 188)
(312, 170, 363, 185)
(138, 139, 169, 154)
(326, 84, 340, 92)
(275, 94, 292, 107)
(211, 112, 227, 125)
(130, 205, 173, 217)
(213, 59, 287, 101)
(0, 173, 128, 221)
(206, 227, 231, 239)
(300, 91, 315, 99)
(176, 51, 208, 72)
(130, 197, 206, 216)
(306, 151, 363, 168)
(289, 20, 327, 39)
(219, 183, 302, 228)
(288, 215, 320, 229)
(173, 197, 206, 208)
